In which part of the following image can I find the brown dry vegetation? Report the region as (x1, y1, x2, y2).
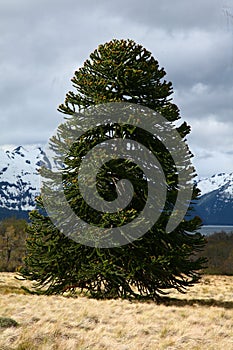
(1, 273, 233, 349)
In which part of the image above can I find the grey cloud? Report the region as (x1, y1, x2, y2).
(98, 0, 228, 31)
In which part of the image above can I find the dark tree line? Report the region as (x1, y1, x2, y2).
(0, 218, 27, 272)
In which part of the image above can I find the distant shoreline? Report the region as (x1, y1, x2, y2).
(199, 225, 233, 235)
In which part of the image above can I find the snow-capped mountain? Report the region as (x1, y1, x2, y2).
(195, 173, 233, 225)
(0, 145, 45, 220)
(0, 144, 233, 224)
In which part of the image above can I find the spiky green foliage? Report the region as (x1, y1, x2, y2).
(19, 39, 207, 300)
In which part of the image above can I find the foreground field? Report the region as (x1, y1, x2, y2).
(1, 273, 233, 349)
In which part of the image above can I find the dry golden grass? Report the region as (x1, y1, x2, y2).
(1, 273, 233, 349)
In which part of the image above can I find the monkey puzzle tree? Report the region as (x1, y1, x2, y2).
(19, 39, 206, 299)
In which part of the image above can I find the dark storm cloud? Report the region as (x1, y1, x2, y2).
(0, 0, 232, 176)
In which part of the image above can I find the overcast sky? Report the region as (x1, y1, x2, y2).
(0, 0, 233, 178)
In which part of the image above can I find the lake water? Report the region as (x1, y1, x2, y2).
(199, 225, 233, 236)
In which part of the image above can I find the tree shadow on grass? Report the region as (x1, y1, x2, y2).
(158, 297, 233, 309)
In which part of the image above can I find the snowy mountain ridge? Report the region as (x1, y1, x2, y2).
(197, 172, 233, 197)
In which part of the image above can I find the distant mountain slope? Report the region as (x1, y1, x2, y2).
(0, 145, 45, 220)
(195, 173, 233, 225)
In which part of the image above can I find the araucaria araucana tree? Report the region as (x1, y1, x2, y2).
(19, 39, 207, 300)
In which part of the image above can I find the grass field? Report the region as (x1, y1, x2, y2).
(1, 273, 233, 349)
